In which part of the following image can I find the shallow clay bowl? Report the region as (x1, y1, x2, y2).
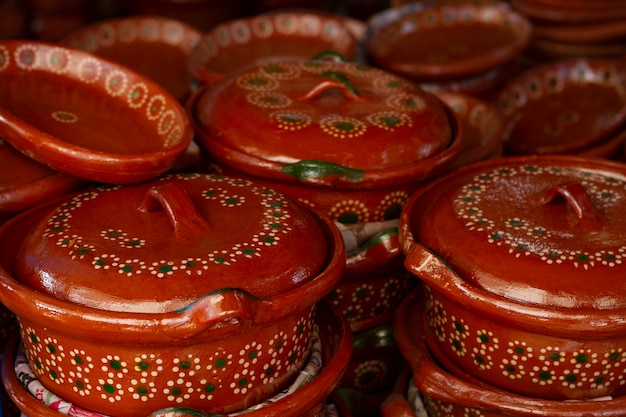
(392, 286, 626, 417)
(399, 155, 626, 400)
(59, 16, 202, 104)
(0, 174, 346, 416)
(496, 58, 626, 156)
(366, 3, 532, 81)
(3, 300, 352, 417)
(0, 40, 193, 184)
(0, 139, 86, 216)
(187, 12, 359, 87)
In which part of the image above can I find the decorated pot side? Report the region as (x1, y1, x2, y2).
(495, 58, 626, 156)
(400, 155, 626, 400)
(59, 16, 202, 103)
(187, 12, 359, 87)
(0, 174, 346, 416)
(394, 287, 626, 417)
(0, 40, 193, 184)
(2, 301, 353, 417)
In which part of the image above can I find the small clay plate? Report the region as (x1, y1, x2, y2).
(0, 40, 193, 184)
(366, 3, 532, 81)
(59, 16, 201, 104)
(495, 58, 626, 155)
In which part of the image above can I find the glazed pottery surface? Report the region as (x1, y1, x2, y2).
(2, 300, 353, 417)
(0, 139, 86, 216)
(366, 3, 532, 81)
(187, 12, 359, 87)
(496, 58, 626, 156)
(190, 57, 462, 192)
(393, 286, 626, 416)
(0, 174, 346, 416)
(59, 16, 202, 103)
(434, 91, 504, 170)
(399, 155, 626, 400)
(0, 40, 193, 184)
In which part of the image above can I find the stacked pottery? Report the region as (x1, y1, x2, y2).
(390, 155, 626, 416)
(494, 57, 626, 160)
(0, 173, 351, 417)
(186, 52, 464, 411)
(510, 0, 626, 61)
(365, 2, 533, 96)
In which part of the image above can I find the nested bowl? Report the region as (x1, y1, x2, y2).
(0, 173, 345, 416)
(0, 40, 193, 184)
(187, 12, 359, 87)
(399, 155, 626, 401)
(390, 286, 626, 417)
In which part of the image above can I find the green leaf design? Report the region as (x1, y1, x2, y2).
(281, 160, 364, 181)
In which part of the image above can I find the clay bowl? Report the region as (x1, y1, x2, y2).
(399, 154, 626, 400)
(391, 286, 626, 417)
(0, 139, 86, 216)
(3, 300, 352, 417)
(187, 12, 359, 87)
(495, 58, 626, 156)
(0, 174, 346, 416)
(0, 40, 193, 184)
(434, 91, 504, 170)
(59, 16, 202, 104)
(366, 3, 532, 81)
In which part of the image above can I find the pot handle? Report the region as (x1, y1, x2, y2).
(536, 182, 602, 230)
(173, 288, 261, 339)
(139, 182, 212, 238)
(297, 71, 365, 102)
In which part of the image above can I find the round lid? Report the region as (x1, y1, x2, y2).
(405, 155, 626, 309)
(13, 173, 329, 313)
(190, 57, 459, 189)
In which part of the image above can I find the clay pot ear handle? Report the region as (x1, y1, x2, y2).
(536, 182, 603, 230)
(139, 182, 212, 238)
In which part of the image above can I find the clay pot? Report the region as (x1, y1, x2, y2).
(0, 173, 345, 416)
(189, 55, 463, 224)
(391, 286, 626, 416)
(399, 155, 626, 400)
(187, 12, 360, 87)
(495, 58, 626, 156)
(366, 3, 532, 81)
(3, 300, 352, 417)
(0, 40, 193, 184)
(59, 16, 202, 104)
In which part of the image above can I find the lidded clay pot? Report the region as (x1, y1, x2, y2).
(0, 173, 345, 416)
(399, 154, 626, 401)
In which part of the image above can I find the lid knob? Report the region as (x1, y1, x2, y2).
(139, 182, 212, 238)
(536, 182, 603, 230)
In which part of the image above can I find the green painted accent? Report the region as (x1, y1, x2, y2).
(348, 227, 398, 256)
(338, 213, 359, 224)
(549, 352, 561, 361)
(76, 248, 90, 255)
(47, 344, 56, 354)
(565, 375, 577, 383)
(506, 365, 516, 373)
(383, 204, 402, 220)
(248, 351, 258, 360)
(318, 71, 359, 96)
(243, 248, 255, 255)
(50, 370, 58, 380)
(76, 380, 85, 389)
(575, 354, 588, 363)
(454, 322, 464, 333)
(281, 160, 364, 181)
(354, 289, 366, 299)
(475, 356, 484, 364)
(595, 377, 605, 384)
(74, 355, 84, 365)
(137, 361, 149, 371)
(262, 237, 275, 244)
(215, 358, 227, 368)
(479, 334, 489, 343)
(95, 259, 107, 266)
(180, 360, 192, 369)
(137, 386, 148, 395)
(29, 332, 39, 344)
(515, 347, 525, 354)
(171, 387, 182, 396)
(309, 50, 346, 62)
(110, 360, 122, 370)
(215, 257, 226, 263)
(121, 265, 133, 273)
(609, 351, 620, 361)
(265, 366, 274, 376)
(238, 378, 248, 387)
(452, 340, 462, 351)
(205, 384, 216, 393)
(103, 383, 115, 394)
(538, 371, 552, 380)
(51, 226, 64, 233)
(159, 265, 173, 273)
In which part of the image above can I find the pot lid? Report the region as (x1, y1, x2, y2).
(190, 57, 460, 189)
(13, 173, 330, 313)
(404, 155, 626, 309)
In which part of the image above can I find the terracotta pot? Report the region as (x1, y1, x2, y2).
(399, 155, 626, 400)
(187, 12, 360, 88)
(59, 16, 202, 104)
(189, 56, 463, 224)
(366, 3, 532, 81)
(3, 300, 352, 417)
(495, 58, 626, 156)
(0, 173, 345, 416)
(0, 40, 193, 184)
(392, 286, 626, 416)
